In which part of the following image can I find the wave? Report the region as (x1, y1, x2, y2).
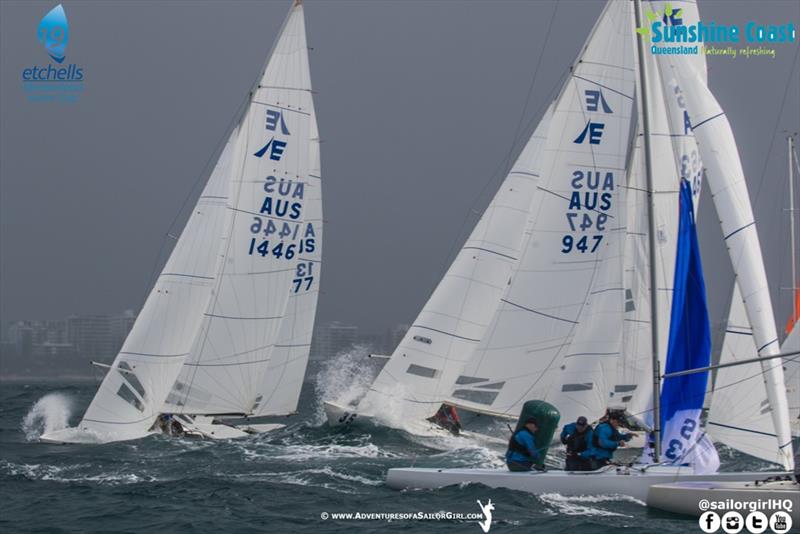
(21, 392, 74, 441)
(538, 493, 644, 517)
(0, 459, 161, 486)
(313, 344, 380, 424)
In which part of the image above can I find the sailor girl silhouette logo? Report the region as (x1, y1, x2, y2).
(37, 4, 68, 63)
(476, 499, 494, 533)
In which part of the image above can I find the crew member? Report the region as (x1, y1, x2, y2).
(505, 417, 541, 472)
(560, 416, 593, 471)
(584, 412, 632, 469)
(427, 404, 462, 436)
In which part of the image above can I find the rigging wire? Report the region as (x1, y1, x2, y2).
(434, 0, 562, 278)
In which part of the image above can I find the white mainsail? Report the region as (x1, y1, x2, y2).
(72, 133, 238, 442)
(165, 1, 316, 417)
(254, 101, 322, 417)
(447, 1, 636, 425)
(357, 107, 553, 426)
(675, 67, 794, 470)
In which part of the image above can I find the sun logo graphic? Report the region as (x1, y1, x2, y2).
(635, 3, 684, 41)
(37, 4, 69, 63)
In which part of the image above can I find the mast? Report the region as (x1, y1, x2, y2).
(790, 134, 797, 307)
(633, 0, 661, 459)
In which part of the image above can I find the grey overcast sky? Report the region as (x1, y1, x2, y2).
(1, 0, 799, 336)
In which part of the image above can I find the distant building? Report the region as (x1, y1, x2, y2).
(66, 314, 114, 362)
(32, 342, 76, 359)
(6, 321, 66, 358)
(311, 322, 358, 360)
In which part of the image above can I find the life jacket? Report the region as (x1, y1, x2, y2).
(565, 426, 591, 454)
(507, 428, 536, 458)
(592, 422, 618, 450)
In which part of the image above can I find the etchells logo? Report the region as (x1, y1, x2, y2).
(22, 3, 85, 103)
(635, 2, 797, 59)
(37, 4, 68, 63)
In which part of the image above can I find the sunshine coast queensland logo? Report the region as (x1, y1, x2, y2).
(22, 4, 85, 103)
(635, 3, 796, 59)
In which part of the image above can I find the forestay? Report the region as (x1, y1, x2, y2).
(358, 107, 554, 425)
(447, 1, 636, 425)
(165, 2, 316, 416)
(77, 133, 237, 442)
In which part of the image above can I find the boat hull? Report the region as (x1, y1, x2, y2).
(178, 416, 285, 439)
(647, 480, 799, 520)
(39, 427, 154, 444)
(385, 466, 792, 502)
(323, 400, 363, 427)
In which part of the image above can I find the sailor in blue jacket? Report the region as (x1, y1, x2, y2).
(584, 412, 632, 469)
(560, 416, 593, 471)
(505, 417, 541, 472)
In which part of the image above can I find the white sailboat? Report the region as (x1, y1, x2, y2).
(40, 0, 320, 444)
(323, 103, 554, 434)
(386, 0, 795, 498)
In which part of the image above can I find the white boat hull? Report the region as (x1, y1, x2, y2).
(323, 400, 507, 446)
(39, 427, 154, 444)
(647, 480, 799, 520)
(179, 416, 285, 439)
(385, 465, 792, 502)
(323, 400, 363, 427)
(38, 418, 286, 443)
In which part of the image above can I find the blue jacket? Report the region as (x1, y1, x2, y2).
(506, 428, 540, 464)
(585, 422, 631, 460)
(560, 422, 593, 456)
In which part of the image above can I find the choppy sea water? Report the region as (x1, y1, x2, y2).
(0, 352, 779, 533)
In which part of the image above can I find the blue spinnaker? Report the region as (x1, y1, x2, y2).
(659, 180, 718, 473)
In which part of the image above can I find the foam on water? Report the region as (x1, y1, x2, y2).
(21, 392, 73, 441)
(0, 460, 160, 486)
(239, 433, 399, 462)
(223, 466, 383, 490)
(313, 344, 380, 423)
(538, 493, 644, 517)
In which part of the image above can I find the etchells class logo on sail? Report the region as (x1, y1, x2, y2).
(22, 4, 85, 103)
(635, 2, 796, 58)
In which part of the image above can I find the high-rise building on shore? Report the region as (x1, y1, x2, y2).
(311, 322, 359, 360)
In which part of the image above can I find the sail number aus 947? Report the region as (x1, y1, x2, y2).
(561, 170, 614, 254)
